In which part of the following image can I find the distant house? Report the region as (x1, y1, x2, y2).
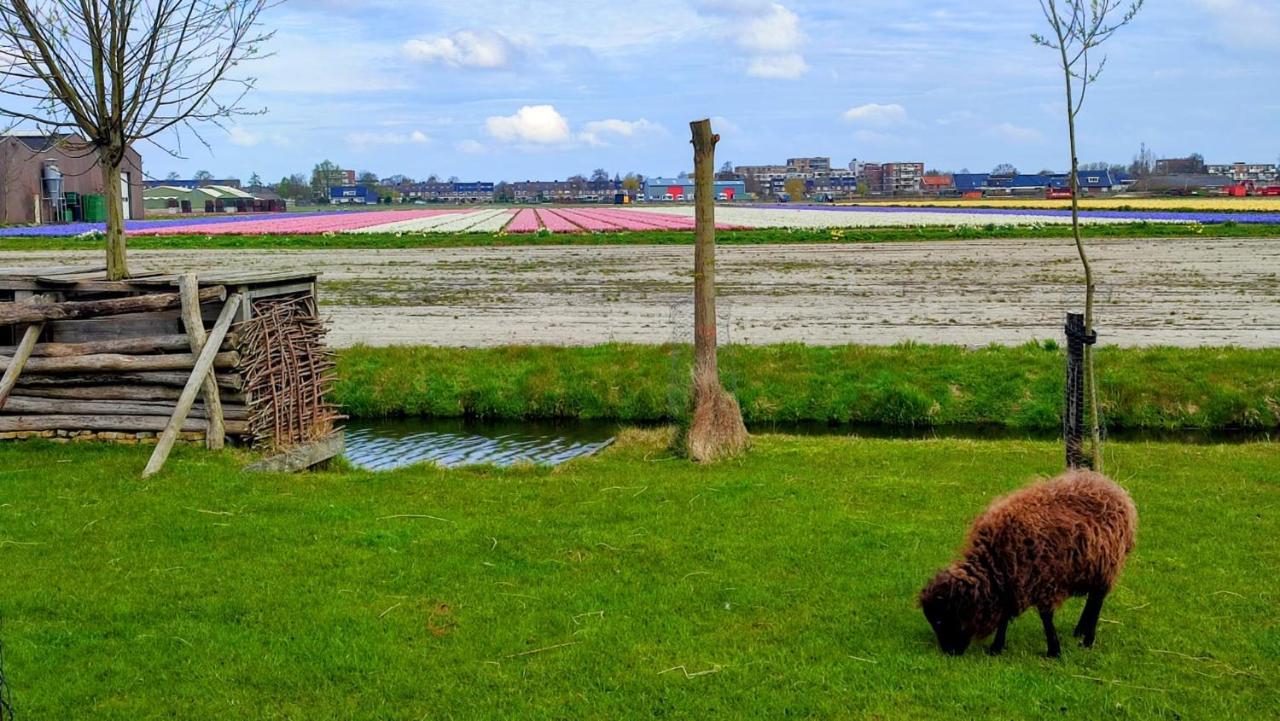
(921, 174, 954, 195)
(1, 132, 144, 224)
(946, 170, 1120, 196)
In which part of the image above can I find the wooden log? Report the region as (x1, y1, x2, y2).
(144, 294, 242, 478)
(1, 395, 248, 420)
(0, 334, 236, 358)
(14, 372, 244, 391)
(0, 294, 48, 410)
(180, 272, 225, 450)
(244, 432, 345, 473)
(0, 351, 238, 374)
(0, 414, 247, 434)
(11, 384, 245, 403)
(0, 286, 225, 326)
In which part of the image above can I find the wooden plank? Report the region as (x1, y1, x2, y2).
(14, 385, 245, 403)
(180, 272, 225, 450)
(1, 351, 239, 374)
(244, 432, 345, 473)
(2, 395, 248, 420)
(0, 286, 225, 325)
(16, 371, 245, 391)
(143, 294, 243, 478)
(0, 264, 105, 281)
(244, 281, 317, 301)
(46, 311, 183, 343)
(195, 270, 318, 286)
(0, 334, 234, 358)
(0, 414, 248, 434)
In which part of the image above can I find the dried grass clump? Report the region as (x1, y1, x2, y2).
(685, 374, 750, 463)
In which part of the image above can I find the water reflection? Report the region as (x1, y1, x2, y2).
(344, 417, 618, 471)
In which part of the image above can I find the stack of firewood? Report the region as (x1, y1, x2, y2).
(0, 286, 250, 441)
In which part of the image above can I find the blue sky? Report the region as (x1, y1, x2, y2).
(153, 0, 1280, 182)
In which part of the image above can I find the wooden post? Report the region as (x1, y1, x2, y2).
(0, 294, 47, 410)
(143, 293, 242, 478)
(178, 273, 226, 450)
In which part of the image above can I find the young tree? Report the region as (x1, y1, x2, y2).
(164, 171, 181, 181)
(992, 163, 1019, 176)
(783, 177, 806, 201)
(193, 169, 214, 184)
(1034, 0, 1143, 471)
(0, 0, 273, 280)
(685, 118, 749, 462)
(248, 171, 262, 189)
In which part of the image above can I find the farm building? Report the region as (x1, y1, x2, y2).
(643, 177, 747, 201)
(0, 133, 144, 225)
(952, 171, 1127, 196)
(330, 185, 380, 204)
(143, 178, 241, 190)
(145, 185, 248, 212)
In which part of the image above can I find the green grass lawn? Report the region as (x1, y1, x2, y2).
(2, 221, 1279, 251)
(1, 432, 1276, 719)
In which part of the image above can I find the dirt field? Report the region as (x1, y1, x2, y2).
(6, 237, 1278, 347)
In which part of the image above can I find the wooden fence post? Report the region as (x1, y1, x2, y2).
(143, 293, 242, 478)
(178, 273, 226, 450)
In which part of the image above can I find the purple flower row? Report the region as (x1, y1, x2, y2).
(0, 210, 351, 237)
(759, 203, 1280, 225)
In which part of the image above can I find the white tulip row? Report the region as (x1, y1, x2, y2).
(627, 205, 1148, 227)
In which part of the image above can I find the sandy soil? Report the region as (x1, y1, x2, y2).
(6, 237, 1278, 348)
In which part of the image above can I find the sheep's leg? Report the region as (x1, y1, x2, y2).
(987, 617, 1010, 656)
(1039, 608, 1061, 658)
(1073, 586, 1108, 647)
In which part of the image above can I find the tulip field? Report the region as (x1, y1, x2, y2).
(2, 203, 1279, 238)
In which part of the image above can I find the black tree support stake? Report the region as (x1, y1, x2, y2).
(1064, 312, 1098, 469)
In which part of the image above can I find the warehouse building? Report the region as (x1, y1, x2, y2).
(0, 132, 144, 224)
(642, 177, 747, 201)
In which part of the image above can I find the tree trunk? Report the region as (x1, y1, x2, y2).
(101, 153, 129, 281)
(685, 118, 748, 463)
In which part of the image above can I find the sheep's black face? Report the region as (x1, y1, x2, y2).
(920, 570, 976, 656)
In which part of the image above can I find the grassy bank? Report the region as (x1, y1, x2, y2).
(2, 221, 1279, 251)
(334, 343, 1280, 431)
(1, 433, 1276, 719)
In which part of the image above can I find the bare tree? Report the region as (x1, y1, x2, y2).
(686, 118, 748, 462)
(0, 0, 274, 280)
(1034, 0, 1143, 471)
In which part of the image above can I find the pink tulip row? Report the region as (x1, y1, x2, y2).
(129, 209, 463, 236)
(503, 207, 730, 233)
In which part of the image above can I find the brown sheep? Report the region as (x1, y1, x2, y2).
(919, 469, 1137, 658)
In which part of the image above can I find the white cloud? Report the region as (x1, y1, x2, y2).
(345, 130, 430, 149)
(579, 118, 663, 147)
(747, 53, 808, 79)
(456, 139, 487, 154)
(228, 127, 262, 147)
(485, 105, 573, 145)
(1197, 0, 1280, 50)
(842, 103, 910, 128)
(989, 122, 1043, 144)
(699, 1, 808, 80)
(404, 30, 515, 68)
